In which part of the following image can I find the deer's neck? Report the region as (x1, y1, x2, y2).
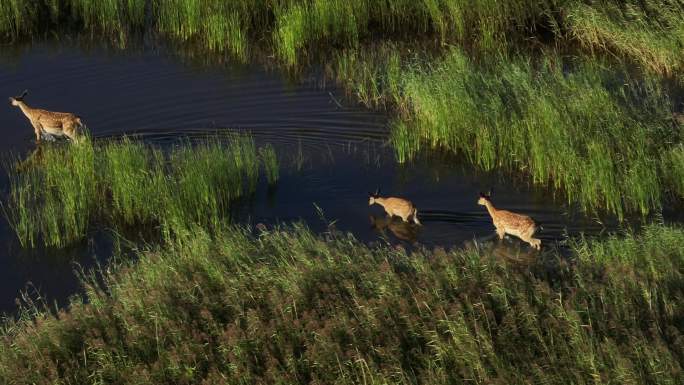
(16, 102, 35, 119)
(484, 201, 498, 219)
(374, 197, 388, 208)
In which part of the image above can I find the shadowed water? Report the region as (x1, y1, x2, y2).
(0, 42, 641, 314)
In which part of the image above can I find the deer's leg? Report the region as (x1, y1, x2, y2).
(530, 238, 542, 250)
(64, 121, 81, 143)
(521, 228, 541, 250)
(31, 121, 42, 142)
(495, 227, 505, 240)
(412, 209, 421, 225)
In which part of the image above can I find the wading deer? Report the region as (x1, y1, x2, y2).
(368, 188, 420, 225)
(477, 192, 541, 250)
(9, 90, 84, 143)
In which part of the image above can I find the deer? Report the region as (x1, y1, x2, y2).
(368, 188, 421, 225)
(477, 192, 541, 250)
(9, 90, 85, 144)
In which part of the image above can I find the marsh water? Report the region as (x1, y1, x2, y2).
(0, 42, 652, 314)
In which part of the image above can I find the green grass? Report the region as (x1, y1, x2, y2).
(0, 223, 681, 384)
(259, 144, 279, 185)
(2, 135, 274, 248)
(385, 48, 678, 219)
(567, 0, 684, 77)
(2, 1, 682, 74)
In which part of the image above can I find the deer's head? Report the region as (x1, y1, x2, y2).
(9, 90, 28, 106)
(368, 187, 380, 205)
(477, 191, 492, 206)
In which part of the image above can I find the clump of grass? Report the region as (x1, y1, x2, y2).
(661, 144, 684, 199)
(68, 0, 146, 44)
(0, 0, 38, 40)
(326, 44, 406, 109)
(567, 0, 684, 76)
(392, 48, 676, 218)
(259, 144, 279, 185)
(155, 0, 255, 60)
(3, 141, 96, 248)
(0, 223, 682, 383)
(273, 0, 556, 65)
(3, 135, 275, 248)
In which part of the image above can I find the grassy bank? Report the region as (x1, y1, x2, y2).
(2, 1, 682, 74)
(0, 223, 682, 383)
(2, 0, 682, 217)
(329, 46, 683, 218)
(2, 135, 278, 248)
(393, 50, 681, 218)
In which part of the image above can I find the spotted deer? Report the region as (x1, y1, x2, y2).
(9, 90, 85, 143)
(477, 192, 541, 250)
(368, 188, 420, 225)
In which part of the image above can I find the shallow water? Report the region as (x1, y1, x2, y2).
(0, 42, 639, 314)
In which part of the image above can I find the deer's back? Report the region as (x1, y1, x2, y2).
(494, 209, 536, 232)
(34, 109, 78, 123)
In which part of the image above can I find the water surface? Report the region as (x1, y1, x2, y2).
(0, 42, 626, 314)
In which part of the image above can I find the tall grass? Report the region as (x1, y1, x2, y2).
(273, 0, 556, 65)
(4, 1, 681, 74)
(3, 135, 274, 248)
(0, 223, 681, 383)
(259, 144, 279, 185)
(567, 0, 684, 76)
(390, 49, 677, 218)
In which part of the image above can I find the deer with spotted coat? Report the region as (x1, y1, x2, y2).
(368, 188, 420, 225)
(9, 90, 85, 143)
(478, 192, 541, 250)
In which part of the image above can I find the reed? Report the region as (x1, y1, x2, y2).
(2, 1, 682, 75)
(2, 135, 274, 248)
(391, 49, 676, 218)
(259, 144, 279, 185)
(567, 0, 684, 76)
(0, 223, 681, 384)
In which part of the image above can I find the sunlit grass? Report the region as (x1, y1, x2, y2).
(0, 223, 681, 383)
(390, 49, 676, 218)
(5, 1, 681, 76)
(259, 144, 279, 185)
(2, 135, 275, 248)
(568, 0, 684, 76)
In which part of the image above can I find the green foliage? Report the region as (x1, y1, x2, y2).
(392, 49, 676, 218)
(0, 224, 682, 383)
(259, 144, 279, 185)
(567, 0, 684, 76)
(3, 135, 274, 248)
(2, 1, 682, 73)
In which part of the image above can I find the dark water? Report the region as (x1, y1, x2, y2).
(0, 43, 627, 314)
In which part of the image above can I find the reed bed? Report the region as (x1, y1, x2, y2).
(259, 144, 279, 185)
(387, 49, 678, 219)
(0, 223, 681, 384)
(2, 135, 272, 248)
(567, 0, 684, 77)
(2, 1, 682, 74)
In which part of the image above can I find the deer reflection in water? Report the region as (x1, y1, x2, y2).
(369, 214, 420, 244)
(464, 234, 538, 266)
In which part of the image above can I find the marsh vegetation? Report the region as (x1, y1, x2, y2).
(0, 1, 682, 384)
(0, 223, 682, 384)
(3, 135, 276, 248)
(1, 0, 682, 216)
